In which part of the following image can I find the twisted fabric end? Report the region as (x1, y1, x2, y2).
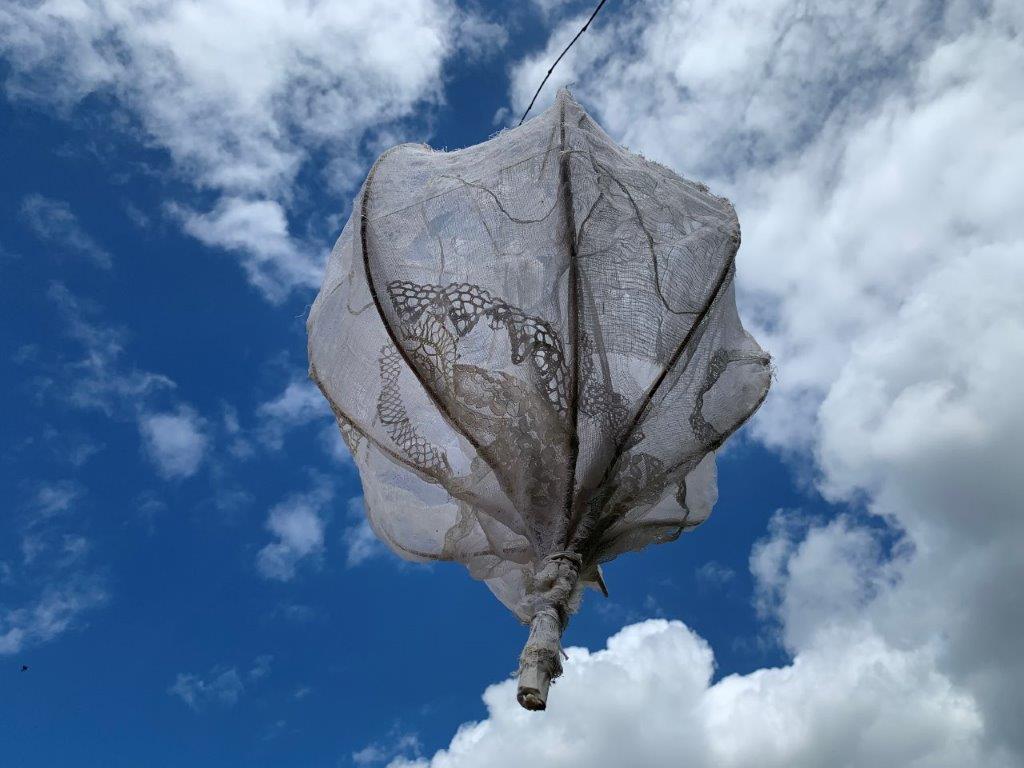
(516, 552, 583, 710)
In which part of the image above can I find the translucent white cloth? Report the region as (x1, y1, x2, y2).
(308, 90, 770, 709)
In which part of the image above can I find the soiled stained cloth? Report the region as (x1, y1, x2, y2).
(308, 89, 770, 710)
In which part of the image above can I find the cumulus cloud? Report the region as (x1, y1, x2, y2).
(815, 241, 1024, 751)
(138, 406, 208, 479)
(509, 0, 1024, 457)
(256, 484, 331, 581)
(409, 0, 1024, 763)
(171, 198, 319, 302)
(397, 619, 1010, 768)
(750, 511, 896, 651)
(0, 0, 484, 300)
(20, 194, 111, 268)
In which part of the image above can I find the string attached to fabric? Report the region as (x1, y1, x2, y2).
(517, 0, 610, 126)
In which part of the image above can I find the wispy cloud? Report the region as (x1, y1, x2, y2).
(256, 483, 332, 581)
(343, 497, 386, 568)
(221, 404, 254, 460)
(0, 577, 109, 656)
(2, 481, 108, 656)
(270, 603, 319, 624)
(20, 194, 111, 268)
(354, 731, 421, 766)
(19, 481, 86, 566)
(0, 0, 499, 301)
(46, 284, 175, 417)
(0, 238, 21, 263)
(256, 380, 329, 451)
(168, 668, 243, 711)
(30, 481, 82, 520)
(694, 560, 736, 589)
(38, 284, 210, 480)
(168, 655, 273, 711)
(251, 377, 352, 466)
(37, 425, 103, 468)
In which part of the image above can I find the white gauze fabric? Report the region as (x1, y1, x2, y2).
(307, 90, 770, 709)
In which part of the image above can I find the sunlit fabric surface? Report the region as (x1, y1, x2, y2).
(308, 89, 770, 708)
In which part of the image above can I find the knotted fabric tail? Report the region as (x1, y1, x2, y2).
(516, 552, 582, 710)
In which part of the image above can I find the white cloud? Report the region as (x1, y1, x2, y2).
(172, 197, 319, 303)
(256, 484, 331, 581)
(257, 379, 329, 450)
(168, 654, 272, 711)
(343, 519, 383, 568)
(0, 238, 20, 263)
(255, 377, 352, 464)
(20, 481, 86, 566)
(694, 560, 735, 588)
(221, 404, 254, 459)
(31, 481, 82, 519)
(47, 283, 175, 416)
(750, 512, 896, 651)
(509, 0, 1024, 460)
(255, 489, 379, 577)
(2, 482, 107, 656)
(0, 0, 479, 300)
(43, 283, 213, 482)
(38, 426, 103, 468)
(413, 0, 1024, 762)
(356, 732, 422, 766)
(248, 654, 273, 682)
(139, 406, 208, 479)
(20, 194, 111, 268)
(528, 0, 571, 19)
(169, 668, 244, 711)
(321, 423, 354, 466)
(0, 578, 108, 656)
(342, 496, 386, 568)
(397, 618, 1010, 768)
(273, 603, 318, 624)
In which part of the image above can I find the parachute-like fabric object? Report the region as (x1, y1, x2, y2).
(307, 90, 770, 710)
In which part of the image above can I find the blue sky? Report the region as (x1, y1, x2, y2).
(2, 2, 1023, 767)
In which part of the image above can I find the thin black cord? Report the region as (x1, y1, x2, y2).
(518, 0, 610, 126)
